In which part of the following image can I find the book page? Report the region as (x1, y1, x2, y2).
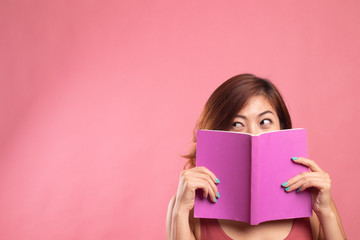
(253, 129, 312, 224)
(194, 130, 251, 223)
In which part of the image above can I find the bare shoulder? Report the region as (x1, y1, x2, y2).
(167, 194, 176, 222)
(167, 195, 176, 213)
(166, 195, 177, 240)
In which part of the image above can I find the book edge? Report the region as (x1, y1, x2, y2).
(198, 128, 305, 137)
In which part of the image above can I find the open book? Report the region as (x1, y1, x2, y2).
(194, 128, 312, 225)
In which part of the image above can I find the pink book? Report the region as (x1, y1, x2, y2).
(194, 129, 312, 225)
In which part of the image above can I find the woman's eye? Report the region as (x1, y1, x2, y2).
(232, 122, 244, 128)
(260, 119, 272, 125)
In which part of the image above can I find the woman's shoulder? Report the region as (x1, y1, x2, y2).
(167, 194, 176, 211)
(166, 195, 176, 239)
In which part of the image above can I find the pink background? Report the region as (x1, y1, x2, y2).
(1, 1, 359, 239)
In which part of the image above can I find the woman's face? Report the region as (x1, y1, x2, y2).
(230, 95, 281, 135)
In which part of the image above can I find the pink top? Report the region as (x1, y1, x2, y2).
(200, 218, 312, 240)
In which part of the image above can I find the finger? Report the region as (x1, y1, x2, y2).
(283, 176, 325, 192)
(189, 178, 217, 202)
(181, 167, 220, 201)
(201, 182, 209, 199)
(283, 169, 331, 192)
(190, 172, 219, 199)
(291, 157, 323, 172)
(190, 166, 220, 184)
(182, 171, 217, 202)
(282, 171, 326, 188)
(298, 175, 331, 192)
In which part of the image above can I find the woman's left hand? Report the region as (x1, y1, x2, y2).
(282, 157, 333, 216)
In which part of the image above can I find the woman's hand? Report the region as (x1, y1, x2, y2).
(175, 166, 220, 214)
(282, 157, 332, 216)
(167, 167, 219, 240)
(282, 157, 347, 239)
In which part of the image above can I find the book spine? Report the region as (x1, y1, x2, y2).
(250, 136, 260, 225)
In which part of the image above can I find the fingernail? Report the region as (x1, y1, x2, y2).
(281, 182, 288, 187)
(285, 187, 290, 191)
(291, 157, 298, 160)
(216, 192, 220, 198)
(297, 187, 301, 193)
(215, 178, 220, 184)
(214, 198, 217, 203)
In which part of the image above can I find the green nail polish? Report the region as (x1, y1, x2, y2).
(281, 182, 288, 187)
(292, 157, 298, 160)
(297, 187, 301, 192)
(216, 192, 220, 198)
(215, 178, 220, 184)
(214, 198, 217, 203)
(285, 187, 290, 191)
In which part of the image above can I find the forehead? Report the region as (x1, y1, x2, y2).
(237, 95, 277, 116)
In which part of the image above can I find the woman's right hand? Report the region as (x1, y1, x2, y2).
(175, 166, 220, 214)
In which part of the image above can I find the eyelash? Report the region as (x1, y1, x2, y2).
(232, 122, 244, 127)
(232, 119, 273, 128)
(260, 119, 272, 125)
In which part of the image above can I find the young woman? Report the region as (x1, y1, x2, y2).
(166, 74, 346, 240)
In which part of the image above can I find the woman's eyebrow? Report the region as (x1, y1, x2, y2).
(258, 110, 274, 117)
(234, 115, 246, 119)
(234, 110, 274, 120)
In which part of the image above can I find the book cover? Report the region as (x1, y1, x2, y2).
(194, 128, 312, 225)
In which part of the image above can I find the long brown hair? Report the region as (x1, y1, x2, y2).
(184, 73, 292, 168)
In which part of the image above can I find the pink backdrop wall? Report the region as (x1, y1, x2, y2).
(1, 1, 359, 239)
